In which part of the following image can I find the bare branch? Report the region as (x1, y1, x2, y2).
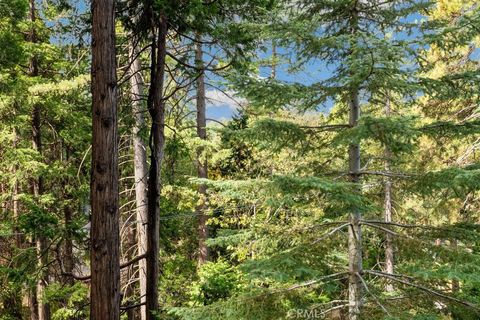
(120, 253, 147, 269)
(356, 272, 391, 316)
(61, 254, 147, 281)
(312, 223, 350, 244)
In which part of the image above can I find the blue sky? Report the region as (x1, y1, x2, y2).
(57, 1, 438, 121)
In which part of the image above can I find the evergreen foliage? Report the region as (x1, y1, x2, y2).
(0, 0, 480, 319)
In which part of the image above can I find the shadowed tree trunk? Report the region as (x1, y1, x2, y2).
(13, 126, 22, 248)
(63, 204, 74, 285)
(28, 0, 50, 318)
(195, 34, 209, 267)
(145, 15, 168, 320)
(32, 105, 50, 320)
(6, 126, 23, 319)
(129, 42, 149, 320)
(90, 0, 120, 318)
(63, 148, 74, 285)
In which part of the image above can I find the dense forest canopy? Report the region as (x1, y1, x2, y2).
(0, 0, 480, 319)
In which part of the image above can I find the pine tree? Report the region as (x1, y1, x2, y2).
(174, 0, 480, 319)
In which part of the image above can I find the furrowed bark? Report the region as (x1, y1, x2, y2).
(146, 15, 168, 320)
(129, 42, 149, 320)
(90, 0, 120, 318)
(195, 34, 209, 267)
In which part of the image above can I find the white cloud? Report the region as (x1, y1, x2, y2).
(205, 89, 247, 111)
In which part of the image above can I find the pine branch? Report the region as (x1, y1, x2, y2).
(299, 124, 350, 131)
(358, 171, 414, 178)
(364, 270, 480, 311)
(362, 221, 413, 240)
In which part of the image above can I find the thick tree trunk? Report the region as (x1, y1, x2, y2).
(129, 43, 149, 320)
(145, 16, 168, 320)
(384, 98, 394, 293)
(90, 0, 120, 318)
(195, 34, 209, 267)
(348, 90, 363, 320)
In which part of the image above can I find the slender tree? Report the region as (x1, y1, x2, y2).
(146, 13, 168, 320)
(347, 91, 362, 319)
(195, 33, 209, 266)
(28, 0, 50, 318)
(129, 42, 149, 320)
(383, 96, 394, 292)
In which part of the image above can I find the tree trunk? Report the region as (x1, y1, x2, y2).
(347, 7, 363, 319)
(32, 104, 50, 320)
(90, 0, 120, 318)
(63, 146, 74, 285)
(348, 90, 363, 320)
(64, 204, 74, 285)
(451, 239, 459, 292)
(15, 118, 38, 320)
(145, 15, 168, 320)
(12, 126, 22, 247)
(384, 97, 394, 293)
(195, 34, 209, 267)
(129, 42, 149, 320)
(30, 110, 46, 320)
(28, 0, 50, 317)
(7, 127, 23, 319)
(124, 222, 137, 320)
(271, 41, 277, 79)
(29, 291, 39, 320)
